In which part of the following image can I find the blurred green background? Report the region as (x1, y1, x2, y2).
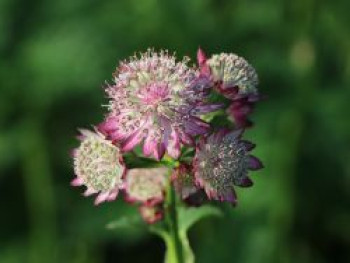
(1, 0, 349, 262)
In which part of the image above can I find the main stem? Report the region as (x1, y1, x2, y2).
(165, 184, 183, 263)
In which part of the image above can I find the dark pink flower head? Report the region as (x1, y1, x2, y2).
(100, 50, 222, 160)
(193, 129, 263, 204)
(71, 129, 125, 205)
(124, 167, 168, 205)
(198, 51, 259, 100)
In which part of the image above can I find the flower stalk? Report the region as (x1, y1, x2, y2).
(165, 183, 184, 263)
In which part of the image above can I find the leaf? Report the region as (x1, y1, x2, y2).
(177, 205, 223, 263)
(178, 205, 223, 233)
(179, 231, 195, 263)
(123, 153, 161, 168)
(148, 221, 168, 240)
(106, 215, 143, 230)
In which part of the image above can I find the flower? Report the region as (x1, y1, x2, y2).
(206, 52, 259, 100)
(193, 129, 263, 204)
(71, 129, 125, 205)
(124, 167, 168, 205)
(99, 50, 222, 160)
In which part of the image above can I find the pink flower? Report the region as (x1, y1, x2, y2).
(124, 167, 168, 205)
(99, 50, 222, 160)
(193, 129, 263, 204)
(71, 129, 126, 205)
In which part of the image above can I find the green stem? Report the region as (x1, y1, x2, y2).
(165, 183, 184, 263)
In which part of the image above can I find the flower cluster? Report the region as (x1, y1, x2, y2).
(72, 48, 263, 223)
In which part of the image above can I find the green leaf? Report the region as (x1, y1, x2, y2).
(178, 231, 194, 263)
(177, 205, 223, 263)
(178, 205, 223, 233)
(148, 221, 168, 240)
(123, 153, 161, 168)
(106, 215, 143, 230)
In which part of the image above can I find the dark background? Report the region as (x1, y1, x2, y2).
(0, 0, 349, 262)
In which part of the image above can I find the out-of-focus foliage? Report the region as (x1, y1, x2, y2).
(0, 0, 349, 262)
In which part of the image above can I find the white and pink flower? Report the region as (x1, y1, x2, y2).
(71, 129, 125, 205)
(99, 50, 222, 160)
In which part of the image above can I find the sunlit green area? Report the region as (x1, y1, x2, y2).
(1, 0, 349, 262)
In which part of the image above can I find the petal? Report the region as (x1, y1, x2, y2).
(197, 47, 207, 66)
(143, 133, 157, 156)
(220, 188, 237, 204)
(197, 48, 211, 77)
(159, 116, 172, 149)
(241, 140, 256, 151)
(178, 130, 194, 145)
(225, 129, 243, 140)
(193, 104, 224, 114)
(167, 129, 181, 159)
(109, 129, 129, 141)
(121, 129, 144, 152)
(107, 189, 119, 202)
(94, 192, 110, 205)
(248, 155, 264, 170)
(78, 129, 95, 137)
(235, 177, 253, 187)
(153, 142, 166, 160)
(71, 177, 84, 186)
(247, 93, 261, 102)
(184, 117, 210, 135)
(83, 188, 97, 197)
(209, 128, 230, 144)
(97, 118, 118, 133)
(208, 187, 237, 205)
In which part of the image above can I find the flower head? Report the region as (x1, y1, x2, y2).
(193, 129, 263, 204)
(206, 53, 259, 99)
(99, 50, 222, 160)
(71, 129, 125, 205)
(124, 167, 168, 205)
